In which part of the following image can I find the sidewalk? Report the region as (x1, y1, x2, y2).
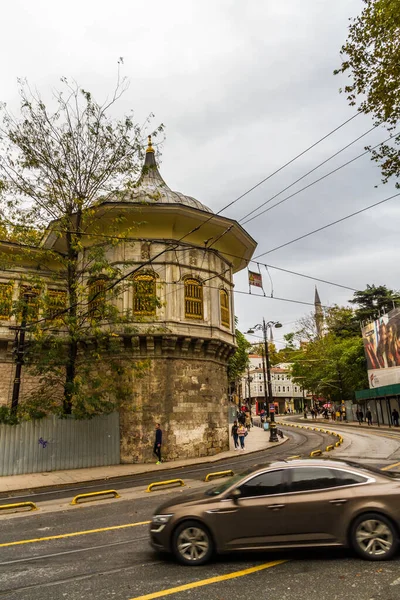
(286, 416, 399, 432)
(0, 424, 287, 494)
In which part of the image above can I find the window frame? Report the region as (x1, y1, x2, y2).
(236, 468, 287, 499)
(88, 278, 107, 320)
(219, 288, 230, 328)
(184, 277, 203, 320)
(46, 289, 67, 321)
(0, 281, 14, 320)
(132, 271, 157, 316)
(284, 466, 373, 496)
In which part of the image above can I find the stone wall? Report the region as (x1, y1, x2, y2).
(120, 348, 231, 463)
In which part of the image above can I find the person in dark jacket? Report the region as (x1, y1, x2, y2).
(392, 409, 399, 427)
(231, 420, 239, 450)
(366, 410, 373, 426)
(154, 423, 162, 464)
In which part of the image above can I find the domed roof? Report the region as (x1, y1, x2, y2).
(109, 137, 213, 213)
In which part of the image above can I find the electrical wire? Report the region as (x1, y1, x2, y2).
(242, 131, 399, 225)
(253, 190, 400, 260)
(215, 113, 360, 215)
(238, 124, 377, 223)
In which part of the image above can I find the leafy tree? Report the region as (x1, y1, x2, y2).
(228, 325, 251, 385)
(349, 284, 400, 322)
(334, 0, 400, 184)
(0, 75, 162, 418)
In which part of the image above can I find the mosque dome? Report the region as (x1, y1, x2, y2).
(109, 136, 213, 213)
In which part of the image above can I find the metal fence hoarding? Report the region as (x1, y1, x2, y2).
(362, 307, 400, 388)
(0, 412, 120, 476)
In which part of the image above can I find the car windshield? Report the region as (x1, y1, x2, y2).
(205, 467, 259, 496)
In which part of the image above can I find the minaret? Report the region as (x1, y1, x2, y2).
(314, 286, 323, 338)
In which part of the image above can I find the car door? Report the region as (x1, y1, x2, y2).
(277, 466, 363, 544)
(209, 469, 289, 550)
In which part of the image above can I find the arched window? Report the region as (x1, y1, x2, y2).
(88, 279, 106, 319)
(220, 289, 230, 328)
(132, 272, 157, 316)
(0, 281, 13, 320)
(46, 290, 67, 321)
(184, 278, 203, 319)
(19, 285, 40, 321)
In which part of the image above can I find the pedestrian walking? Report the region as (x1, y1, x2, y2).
(237, 423, 247, 450)
(153, 423, 162, 464)
(245, 411, 251, 431)
(231, 420, 239, 449)
(238, 411, 246, 426)
(358, 410, 364, 425)
(392, 409, 399, 427)
(366, 410, 373, 426)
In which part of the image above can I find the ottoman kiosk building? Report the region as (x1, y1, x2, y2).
(0, 138, 257, 462)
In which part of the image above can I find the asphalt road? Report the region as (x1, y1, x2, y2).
(0, 426, 334, 504)
(1, 425, 400, 600)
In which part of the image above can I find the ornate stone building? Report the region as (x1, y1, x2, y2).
(0, 138, 256, 462)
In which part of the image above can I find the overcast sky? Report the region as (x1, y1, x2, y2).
(1, 0, 399, 347)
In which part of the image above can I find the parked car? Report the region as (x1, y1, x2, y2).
(150, 458, 400, 565)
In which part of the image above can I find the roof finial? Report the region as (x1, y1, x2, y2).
(146, 135, 154, 154)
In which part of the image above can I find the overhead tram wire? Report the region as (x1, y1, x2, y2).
(22, 113, 361, 330)
(238, 124, 378, 224)
(242, 131, 400, 225)
(253, 190, 400, 260)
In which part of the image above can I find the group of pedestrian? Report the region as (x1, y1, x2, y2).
(356, 409, 372, 425)
(356, 408, 399, 427)
(231, 419, 248, 451)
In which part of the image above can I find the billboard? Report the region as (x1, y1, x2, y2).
(362, 307, 400, 388)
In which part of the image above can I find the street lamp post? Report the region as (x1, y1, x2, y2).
(247, 319, 282, 442)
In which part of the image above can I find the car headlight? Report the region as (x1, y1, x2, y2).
(151, 514, 173, 526)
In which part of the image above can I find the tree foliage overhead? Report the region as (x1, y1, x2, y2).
(0, 74, 163, 419)
(349, 283, 400, 322)
(334, 0, 400, 185)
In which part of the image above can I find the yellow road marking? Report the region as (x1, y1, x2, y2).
(381, 461, 400, 471)
(0, 520, 150, 548)
(129, 560, 286, 600)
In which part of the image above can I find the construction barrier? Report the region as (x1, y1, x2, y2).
(71, 490, 120, 505)
(287, 455, 301, 459)
(325, 445, 334, 452)
(205, 470, 234, 482)
(0, 501, 37, 514)
(146, 479, 185, 493)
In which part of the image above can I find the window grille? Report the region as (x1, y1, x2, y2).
(88, 279, 106, 319)
(184, 279, 203, 319)
(132, 273, 157, 315)
(0, 282, 13, 320)
(46, 290, 67, 320)
(219, 289, 230, 328)
(19, 286, 40, 321)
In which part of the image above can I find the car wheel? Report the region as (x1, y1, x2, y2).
(172, 520, 214, 566)
(351, 513, 398, 561)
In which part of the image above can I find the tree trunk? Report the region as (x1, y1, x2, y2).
(63, 209, 82, 414)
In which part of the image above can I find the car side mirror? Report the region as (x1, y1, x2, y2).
(229, 489, 241, 504)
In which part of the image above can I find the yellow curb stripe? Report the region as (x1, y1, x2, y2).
(129, 560, 286, 600)
(381, 461, 400, 471)
(0, 520, 150, 548)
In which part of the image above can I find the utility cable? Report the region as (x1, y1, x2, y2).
(253, 191, 400, 259)
(238, 124, 377, 223)
(242, 131, 399, 225)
